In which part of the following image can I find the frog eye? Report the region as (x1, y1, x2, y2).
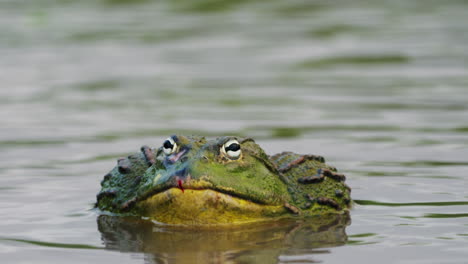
(162, 137, 177, 155)
(221, 139, 241, 159)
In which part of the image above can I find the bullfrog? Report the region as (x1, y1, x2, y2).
(96, 135, 351, 225)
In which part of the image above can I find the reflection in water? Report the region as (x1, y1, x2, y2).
(97, 213, 350, 263)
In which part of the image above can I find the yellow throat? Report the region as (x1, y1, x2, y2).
(136, 188, 288, 225)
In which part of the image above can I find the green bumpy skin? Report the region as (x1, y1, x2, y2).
(96, 135, 351, 225)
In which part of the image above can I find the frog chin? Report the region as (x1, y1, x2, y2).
(135, 188, 289, 225)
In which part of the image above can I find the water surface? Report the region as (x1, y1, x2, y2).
(1, 0, 468, 263)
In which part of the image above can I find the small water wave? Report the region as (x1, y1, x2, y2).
(295, 54, 410, 69)
(354, 200, 468, 207)
(0, 238, 103, 250)
(423, 213, 468, 219)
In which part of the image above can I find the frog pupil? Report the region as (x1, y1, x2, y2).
(225, 143, 240, 152)
(163, 140, 173, 149)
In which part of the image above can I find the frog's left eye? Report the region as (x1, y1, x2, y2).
(163, 137, 177, 155)
(221, 139, 241, 159)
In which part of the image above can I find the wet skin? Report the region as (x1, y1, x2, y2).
(96, 135, 351, 225)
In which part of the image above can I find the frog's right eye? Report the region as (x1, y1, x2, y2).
(163, 137, 177, 155)
(221, 139, 241, 160)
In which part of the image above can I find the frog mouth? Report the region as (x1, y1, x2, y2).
(136, 188, 288, 225)
(148, 172, 280, 206)
(143, 185, 275, 206)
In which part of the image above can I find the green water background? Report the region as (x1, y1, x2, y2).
(1, 0, 467, 263)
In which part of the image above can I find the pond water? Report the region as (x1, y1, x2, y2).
(1, 0, 468, 263)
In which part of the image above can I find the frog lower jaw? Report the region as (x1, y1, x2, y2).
(135, 188, 289, 225)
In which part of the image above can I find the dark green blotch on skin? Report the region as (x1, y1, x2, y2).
(335, 189, 343, 197)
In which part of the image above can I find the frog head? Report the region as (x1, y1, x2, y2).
(96, 135, 351, 225)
